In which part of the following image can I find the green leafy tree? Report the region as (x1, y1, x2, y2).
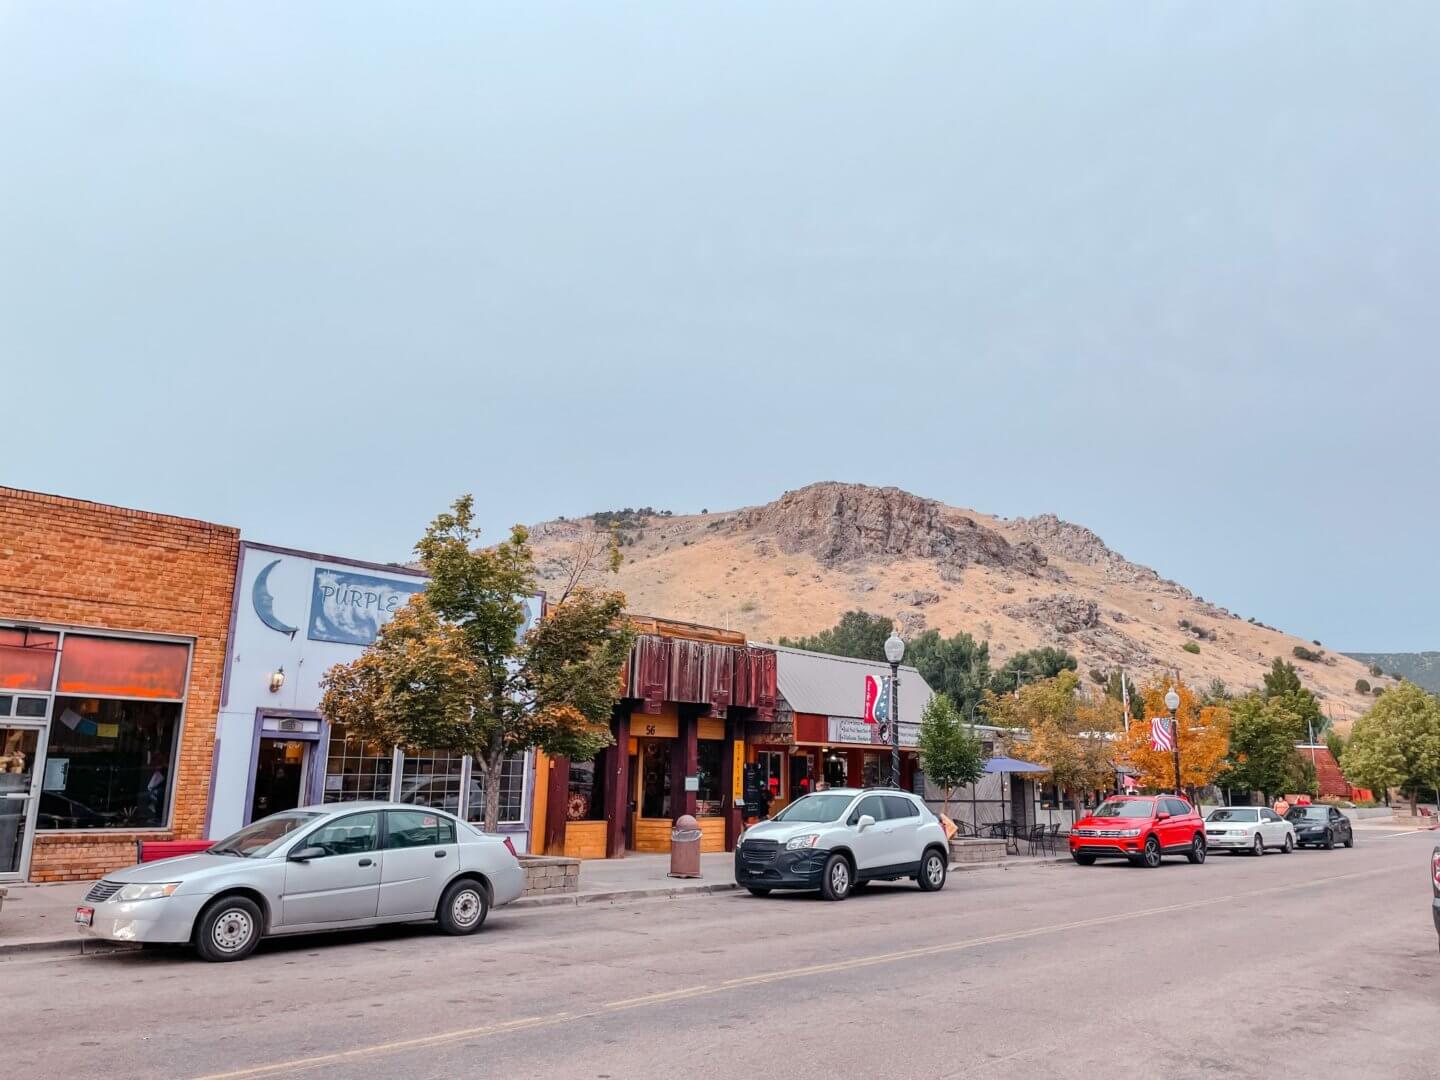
(1261, 656, 1323, 732)
(778, 610, 894, 661)
(321, 496, 635, 830)
(1103, 670, 1146, 720)
(916, 693, 986, 819)
(984, 671, 1120, 812)
(905, 630, 991, 720)
(1342, 682, 1440, 814)
(1224, 692, 1308, 802)
(988, 647, 1078, 696)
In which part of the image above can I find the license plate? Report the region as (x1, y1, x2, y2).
(74, 906, 94, 926)
(746, 863, 766, 874)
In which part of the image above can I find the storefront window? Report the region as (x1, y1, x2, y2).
(823, 752, 847, 787)
(568, 759, 607, 822)
(790, 752, 814, 799)
(398, 749, 464, 815)
(862, 752, 885, 788)
(0, 628, 59, 691)
(40, 696, 181, 829)
(323, 723, 394, 803)
(466, 755, 526, 825)
(57, 635, 189, 699)
(757, 750, 784, 799)
(695, 740, 723, 816)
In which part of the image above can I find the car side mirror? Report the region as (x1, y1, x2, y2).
(288, 845, 326, 862)
(1155, 812, 1170, 821)
(856, 814, 876, 832)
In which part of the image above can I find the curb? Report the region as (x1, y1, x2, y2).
(0, 938, 138, 960)
(951, 857, 1070, 872)
(512, 882, 741, 910)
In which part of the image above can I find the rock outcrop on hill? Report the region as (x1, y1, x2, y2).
(525, 482, 1389, 721)
(733, 483, 1047, 581)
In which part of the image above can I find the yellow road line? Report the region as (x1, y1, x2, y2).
(190, 864, 1395, 1080)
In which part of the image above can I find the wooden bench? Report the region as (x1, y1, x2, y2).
(135, 839, 214, 863)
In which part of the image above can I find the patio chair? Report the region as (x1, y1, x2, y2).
(1026, 824, 1047, 856)
(1047, 822, 1062, 854)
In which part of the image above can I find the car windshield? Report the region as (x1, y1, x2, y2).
(772, 793, 854, 823)
(210, 811, 323, 857)
(1092, 799, 1154, 819)
(1208, 809, 1258, 822)
(1287, 807, 1329, 821)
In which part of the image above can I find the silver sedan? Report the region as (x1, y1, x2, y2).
(74, 802, 526, 961)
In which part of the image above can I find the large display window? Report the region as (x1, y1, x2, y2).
(5, 627, 194, 834)
(43, 697, 181, 829)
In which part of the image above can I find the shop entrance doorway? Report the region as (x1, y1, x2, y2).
(1, 723, 46, 881)
(250, 737, 308, 822)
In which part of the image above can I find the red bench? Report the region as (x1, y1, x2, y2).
(136, 839, 214, 863)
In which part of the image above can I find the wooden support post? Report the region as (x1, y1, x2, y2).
(606, 709, 631, 858)
(722, 713, 742, 850)
(544, 755, 569, 856)
(672, 707, 699, 819)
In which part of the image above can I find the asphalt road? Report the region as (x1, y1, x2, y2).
(4, 830, 1436, 1080)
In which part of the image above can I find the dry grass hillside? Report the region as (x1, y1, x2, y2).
(528, 482, 1387, 725)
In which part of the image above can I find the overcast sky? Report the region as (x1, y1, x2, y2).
(3, 3, 1436, 651)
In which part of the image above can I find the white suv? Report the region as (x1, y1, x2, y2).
(734, 788, 950, 900)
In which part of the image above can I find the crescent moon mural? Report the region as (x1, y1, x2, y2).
(252, 559, 299, 637)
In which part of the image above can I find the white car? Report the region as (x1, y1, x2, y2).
(733, 788, 950, 900)
(1204, 806, 1295, 856)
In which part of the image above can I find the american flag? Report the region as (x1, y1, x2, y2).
(1150, 717, 1175, 752)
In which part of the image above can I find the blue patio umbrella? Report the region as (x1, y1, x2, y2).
(983, 755, 1049, 834)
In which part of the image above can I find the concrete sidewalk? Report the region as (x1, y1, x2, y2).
(0, 852, 743, 957)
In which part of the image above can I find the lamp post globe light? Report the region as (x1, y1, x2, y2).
(1165, 686, 1182, 796)
(884, 632, 905, 788)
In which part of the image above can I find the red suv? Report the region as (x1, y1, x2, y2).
(1069, 795, 1207, 868)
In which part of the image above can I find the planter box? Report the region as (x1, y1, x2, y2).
(949, 838, 1007, 865)
(518, 855, 581, 898)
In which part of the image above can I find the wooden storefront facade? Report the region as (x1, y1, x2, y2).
(533, 617, 777, 859)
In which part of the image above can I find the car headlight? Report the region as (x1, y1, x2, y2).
(117, 882, 181, 902)
(1117, 829, 1143, 838)
(786, 834, 820, 850)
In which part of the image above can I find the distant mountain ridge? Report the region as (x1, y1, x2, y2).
(526, 482, 1390, 722)
(1343, 652, 1440, 693)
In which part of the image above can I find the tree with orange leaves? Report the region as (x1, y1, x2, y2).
(1119, 675, 1231, 795)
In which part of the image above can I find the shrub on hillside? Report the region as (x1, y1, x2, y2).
(1182, 641, 1201, 655)
(1292, 645, 1323, 662)
(1355, 678, 1371, 694)
(1369, 663, 1383, 678)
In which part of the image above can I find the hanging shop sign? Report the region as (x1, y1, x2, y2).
(827, 716, 919, 748)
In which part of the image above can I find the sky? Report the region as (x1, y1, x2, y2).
(2, 3, 1436, 652)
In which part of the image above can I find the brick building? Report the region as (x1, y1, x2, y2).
(0, 487, 239, 881)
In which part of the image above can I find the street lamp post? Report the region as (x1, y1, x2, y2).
(1165, 686, 1182, 796)
(884, 632, 905, 789)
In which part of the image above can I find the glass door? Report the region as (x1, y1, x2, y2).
(0, 725, 46, 880)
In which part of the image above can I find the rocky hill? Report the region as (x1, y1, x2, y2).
(528, 482, 1390, 723)
(1343, 652, 1440, 693)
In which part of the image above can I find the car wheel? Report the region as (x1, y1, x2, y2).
(1281, 834, 1294, 854)
(917, 849, 948, 892)
(1140, 836, 1162, 868)
(1072, 853, 1096, 866)
(820, 853, 852, 900)
(1324, 831, 1335, 850)
(1186, 834, 1207, 864)
(437, 879, 489, 936)
(1251, 834, 1265, 857)
(1343, 832, 1354, 848)
(194, 896, 263, 963)
(746, 887, 772, 897)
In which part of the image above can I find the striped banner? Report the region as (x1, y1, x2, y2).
(1150, 716, 1175, 752)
